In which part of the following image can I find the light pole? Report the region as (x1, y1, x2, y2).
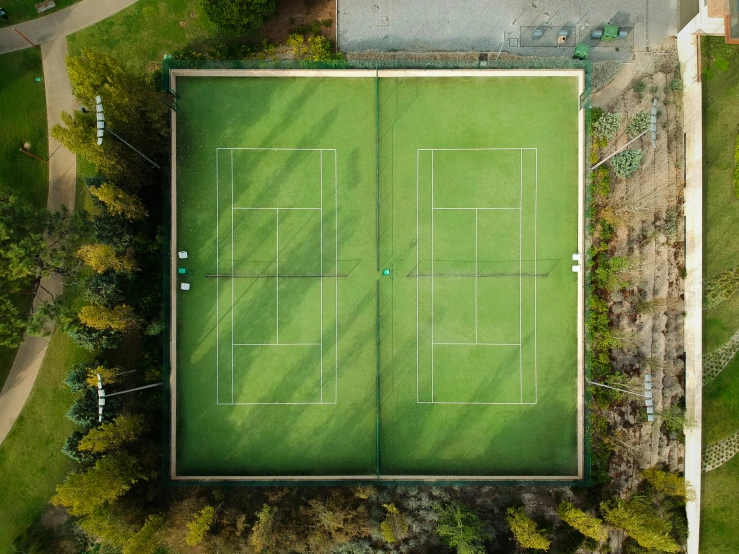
(587, 376, 655, 422)
(93, 95, 161, 169)
(97, 373, 163, 422)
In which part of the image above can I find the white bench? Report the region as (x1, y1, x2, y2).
(35, 0, 56, 13)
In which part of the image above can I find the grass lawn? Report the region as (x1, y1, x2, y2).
(0, 0, 80, 28)
(701, 35, 739, 554)
(0, 331, 92, 553)
(0, 48, 48, 390)
(172, 73, 581, 479)
(67, 0, 217, 73)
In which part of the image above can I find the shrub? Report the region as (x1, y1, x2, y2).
(200, 0, 278, 32)
(558, 502, 608, 542)
(506, 507, 550, 551)
(380, 503, 409, 544)
(633, 79, 646, 97)
(643, 468, 696, 501)
(610, 149, 644, 178)
(592, 112, 621, 142)
(627, 112, 650, 137)
(669, 78, 683, 92)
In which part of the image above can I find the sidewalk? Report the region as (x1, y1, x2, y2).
(0, 0, 138, 54)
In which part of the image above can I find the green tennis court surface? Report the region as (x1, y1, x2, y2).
(171, 70, 584, 480)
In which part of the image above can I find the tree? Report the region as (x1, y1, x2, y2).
(78, 506, 135, 546)
(558, 501, 608, 542)
(79, 304, 137, 331)
(85, 364, 119, 387)
(505, 507, 550, 551)
(69, 323, 123, 351)
(77, 244, 137, 273)
(643, 468, 696, 501)
(186, 505, 215, 546)
(200, 0, 278, 33)
(601, 498, 681, 553)
(66, 388, 104, 427)
(0, 295, 27, 348)
(123, 514, 164, 554)
(435, 503, 487, 554)
(66, 49, 167, 159)
(249, 504, 278, 553)
(65, 362, 93, 392)
(62, 430, 96, 463)
(83, 272, 124, 307)
(78, 414, 147, 454)
(51, 452, 147, 516)
(89, 183, 148, 220)
(92, 214, 134, 251)
(380, 503, 409, 544)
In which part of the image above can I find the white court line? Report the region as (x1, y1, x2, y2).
(232, 207, 320, 210)
(433, 207, 520, 211)
(234, 343, 321, 346)
(416, 150, 420, 403)
(217, 147, 328, 151)
(534, 149, 538, 403)
(276, 209, 279, 344)
(434, 342, 520, 346)
(216, 151, 219, 404)
(475, 208, 478, 343)
(418, 401, 537, 405)
(320, 150, 323, 404)
(231, 150, 235, 404)
(431, 150, 434, 403)
(334, 151, 338, 405)
(417, 147, 540, 405)
(228, 401, 338, 405)
(519, 149, 523, 404)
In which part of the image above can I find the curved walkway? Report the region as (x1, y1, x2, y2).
(0, 0, 139, 447)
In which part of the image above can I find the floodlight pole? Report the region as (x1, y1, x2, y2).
(93, 95, 161, 169)
(105, 382, 163, 397)
(96, 372, 163, 421)
(587, 379, 646, 398)
(591, 128, 650, 171)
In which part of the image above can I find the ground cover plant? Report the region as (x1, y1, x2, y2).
(701, 34, 739, 554)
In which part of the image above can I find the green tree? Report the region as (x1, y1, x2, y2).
(601, 498, 681, 552)
(435, 503, 487, 554)
(78, 304, 137, 331)
(186, 506, 215, 546)
(200, 0, 278, 33)
(83, 272, 124, 307)
(380, 503, 409, 544)
(89, 182, 148, 220)
(506, 507, 550, 551)
(78, 506, 135, 546)
(78, 414, 147, 454)
(558, 501, 608, 542)
(69, 324, 123, 351)
(123, 514, 164, 554)
(0, 296, 27, 348)
(51, 453, 147, 516)
(303, 495, 369, 550)
(77, 243, 137, 273)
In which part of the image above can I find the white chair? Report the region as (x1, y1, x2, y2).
(572, 253, 581, 262)
(181, 283, 191, 291)
(571, 265, 581, 273)
(178, 251, 188, 259)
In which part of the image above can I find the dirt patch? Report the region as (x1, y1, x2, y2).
(263, 0, 336, 46)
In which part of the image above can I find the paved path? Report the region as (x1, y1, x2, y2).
(0, 1, 138, 447)
(0, 0, 138, 54)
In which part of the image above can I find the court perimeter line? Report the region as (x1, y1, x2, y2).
(232, 207, 320, 210)
(433, 207, 520, 210)
(233, 343, 322, 346)
(320, 150, 323, 403)
(276, 209, 279, 345)
(475, 209, 478, 343)
(416, 149, 419, 403)
(431, 150, 434, 402)
(519, 150, 523, 404)
(231, 150, 235, 404)
(433, 342, 520, 346)
(216, 149, 219, 404)
(417, 401, 537, 405)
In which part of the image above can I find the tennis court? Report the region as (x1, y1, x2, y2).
(169, 69, 585, 481)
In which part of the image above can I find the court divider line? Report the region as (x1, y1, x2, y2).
(519, 149, 523, 403)
(231, 150, 235, 404)
(320, 150, 323, 403)
(216, 149, 219, 404)
(276, 209, 280, 345)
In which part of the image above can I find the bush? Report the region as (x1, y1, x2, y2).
(200, 0, 278, 33)
(669, 78, 683, 92)
(610, 149, 644, 178)
(558, 502, 608, 541)
(506, 507, 550, 551)
(593, 112, 621, 142)
(186, 506, 215, 546)
(627, 112, 650, 138)
(633, 79, 646, 97)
